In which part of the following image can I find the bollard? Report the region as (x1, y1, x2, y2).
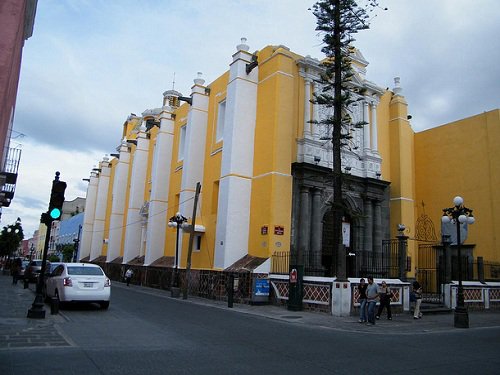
(228, 274, 234, 308)
(50, 297, 59, 315)
(477, 257, 485, 284)
(23, 278, 29, 289)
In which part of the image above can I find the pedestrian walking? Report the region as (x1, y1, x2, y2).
(358, 278, 368, 323)
(125, 268, 133, 286)
(412, 280, 423, 319)
(11, 258, 21, 285)
(376, 281, 392, 320)
(366, 276, 379, 325)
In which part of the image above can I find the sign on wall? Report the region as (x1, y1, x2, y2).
(274, 226, 284, 235)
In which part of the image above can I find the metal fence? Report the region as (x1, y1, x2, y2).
(473, 260, 500, 281)
(271, 240, 401, 279)
(97, 261, 253, 303)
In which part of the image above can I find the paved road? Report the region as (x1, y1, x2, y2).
(1, 274, 500, 374)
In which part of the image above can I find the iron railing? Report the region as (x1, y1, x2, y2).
(473, 261, 500, 281)
(271, 241, 401, 279)
(0, 147, 21, 206)
(2, 147, 21, 175)
(97, 261, 254, 303)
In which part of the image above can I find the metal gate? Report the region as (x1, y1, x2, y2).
(416, 243, 445, 303)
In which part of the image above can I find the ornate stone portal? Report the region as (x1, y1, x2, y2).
(291, 162, 390, 277)
(292, 50, 390, 277)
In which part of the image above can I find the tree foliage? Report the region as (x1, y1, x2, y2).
(61, 244, 75, 262)
(0, 218, 24, 258)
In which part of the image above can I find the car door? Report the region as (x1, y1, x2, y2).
(46, 264, 64, 297)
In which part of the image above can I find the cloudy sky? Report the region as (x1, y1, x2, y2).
(4, 0, 500, 237)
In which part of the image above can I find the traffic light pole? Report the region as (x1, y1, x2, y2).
(27, 214, 52, 319)
(27, 171, 66, 319)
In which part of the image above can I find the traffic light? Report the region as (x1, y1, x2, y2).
(48, 172, 67, 220)
(40, 212, 51, 225)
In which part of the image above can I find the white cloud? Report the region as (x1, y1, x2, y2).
(1, 140, 102, 236)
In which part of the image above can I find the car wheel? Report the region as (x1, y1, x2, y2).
(100, 301, 110, 310)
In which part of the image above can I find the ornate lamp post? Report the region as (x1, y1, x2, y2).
(4, 217, 22, 258)
(441, 196, 475, 328)
(168, 212, 187, 292)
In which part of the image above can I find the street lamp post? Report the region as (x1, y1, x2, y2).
(73, 225, 82, 263)
(6, 225, 20, 258)
(168, 212, 187, 295)
(441, 196, 475, 328)
(29, 243, 35, 261)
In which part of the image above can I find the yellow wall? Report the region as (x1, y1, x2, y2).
(36, 224, 46, 257)
(249, 47, 295, 258)
(415, 109, 500, 262)
(378, 91, 417, 273)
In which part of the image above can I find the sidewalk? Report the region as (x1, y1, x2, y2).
(0, 274, 69, 350)
(114, 282, 500, 335)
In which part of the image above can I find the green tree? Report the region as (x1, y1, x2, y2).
(312, 0, 382, 279)
(48, 254, 61, 262)
(61, 244, 75, 262)
(0, 218, 24, 258)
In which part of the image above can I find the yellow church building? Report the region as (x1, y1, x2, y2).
(79, 38, 500, 303)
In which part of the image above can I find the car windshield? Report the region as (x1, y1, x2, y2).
(67, 266, 104, 276)
(32, 261, 43, 266)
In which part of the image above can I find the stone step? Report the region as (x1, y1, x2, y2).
(421, 306, 452, 314)
(413, 303, 452, 315)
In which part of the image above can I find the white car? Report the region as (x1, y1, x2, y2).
(45, 263, 111, 309)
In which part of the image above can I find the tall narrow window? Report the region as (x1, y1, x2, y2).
(194, 234, 202, 252)
(216, 100, 226, 142)
(178, 125, 186, 161)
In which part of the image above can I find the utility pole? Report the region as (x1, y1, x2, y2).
(183, 182, 201, 300)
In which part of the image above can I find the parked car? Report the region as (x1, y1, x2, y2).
(41, 262, 62, 287)
(47, 262, 62, 274)
(45, 263, 111, 309)
(25, 260, 51, 283)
